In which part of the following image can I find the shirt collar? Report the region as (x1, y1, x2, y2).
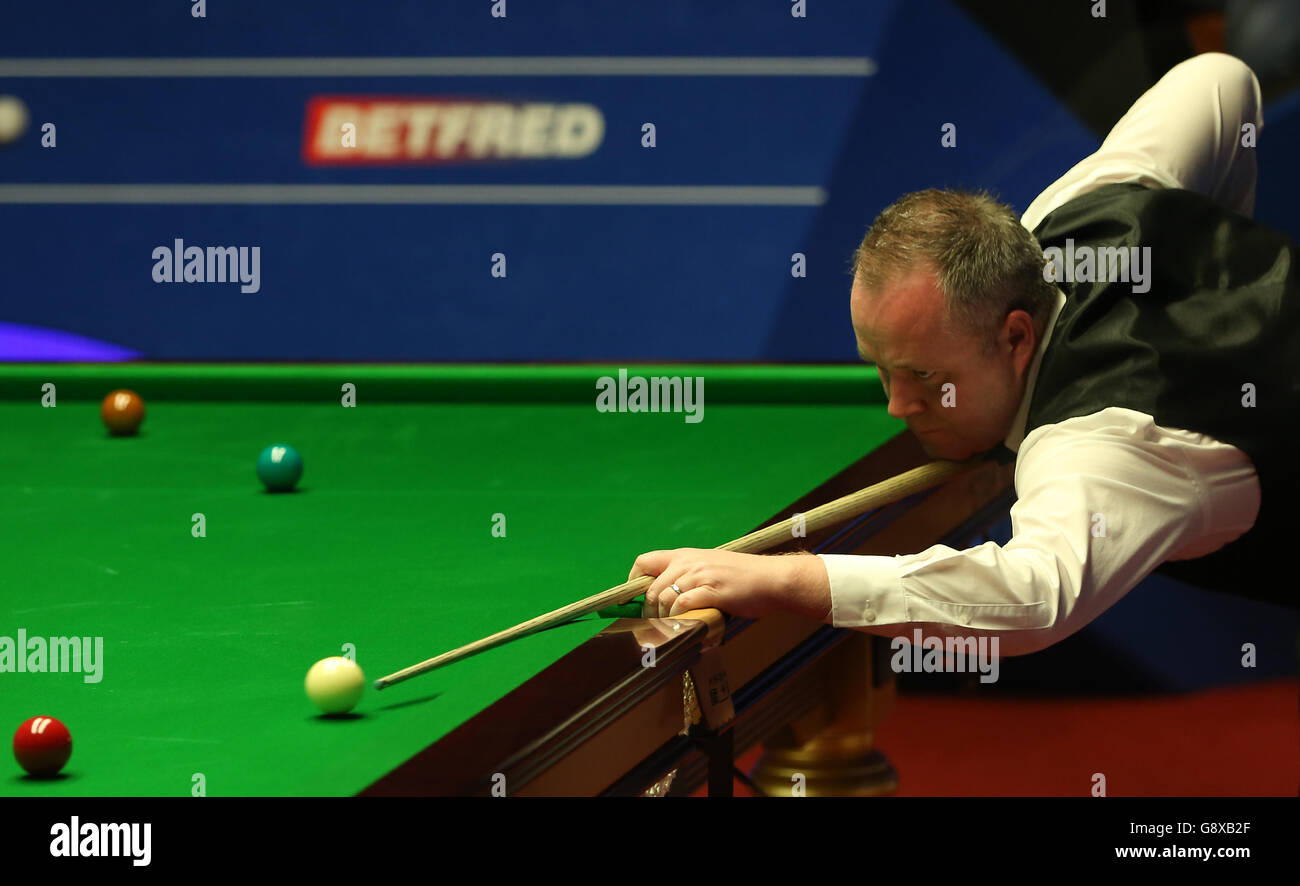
(1002, 286, 1067, 453)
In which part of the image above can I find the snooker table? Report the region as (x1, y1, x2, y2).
(0, 364, 1014, 797)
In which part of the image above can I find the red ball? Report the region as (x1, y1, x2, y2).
(13, 716, 72, 777)
(101, 389, 145, 436)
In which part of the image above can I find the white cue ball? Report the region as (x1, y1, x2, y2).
(305, 656, 365, 714)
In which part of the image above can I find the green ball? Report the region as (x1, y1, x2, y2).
(257, 444, 303, 492)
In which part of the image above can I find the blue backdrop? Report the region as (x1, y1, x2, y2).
(0, 0, 1095, 361)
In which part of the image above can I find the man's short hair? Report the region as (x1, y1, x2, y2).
(851, 189, 1056, 349)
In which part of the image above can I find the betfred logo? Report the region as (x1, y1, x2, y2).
(303, 96, 605, 165)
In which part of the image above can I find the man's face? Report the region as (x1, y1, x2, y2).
(850, 268, 1034, 460)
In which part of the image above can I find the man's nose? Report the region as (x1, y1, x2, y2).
(885, 384, 925, 420)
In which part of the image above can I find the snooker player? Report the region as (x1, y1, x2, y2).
(631, 53, 1298, 656)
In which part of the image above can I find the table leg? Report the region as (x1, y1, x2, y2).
(751, 633, 898, 797)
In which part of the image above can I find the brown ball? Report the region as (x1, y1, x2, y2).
(101, 389, 145, 436)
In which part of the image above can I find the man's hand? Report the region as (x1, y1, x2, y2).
(627, 548, 832, 622)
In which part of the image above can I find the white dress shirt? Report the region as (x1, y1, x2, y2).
(821, 53, 1265, 656)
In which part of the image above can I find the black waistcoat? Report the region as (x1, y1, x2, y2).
(1027, 182, 1300, 607)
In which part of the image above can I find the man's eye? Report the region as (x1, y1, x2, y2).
(913, 370, 932, 380)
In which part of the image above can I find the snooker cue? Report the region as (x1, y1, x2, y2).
(374, 456, 982, 690)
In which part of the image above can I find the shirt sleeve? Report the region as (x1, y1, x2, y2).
(818, 408, 1260, 657)
(1022, 52, 1262, 231)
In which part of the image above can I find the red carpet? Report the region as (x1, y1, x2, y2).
(710, 679, 1300, 796)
